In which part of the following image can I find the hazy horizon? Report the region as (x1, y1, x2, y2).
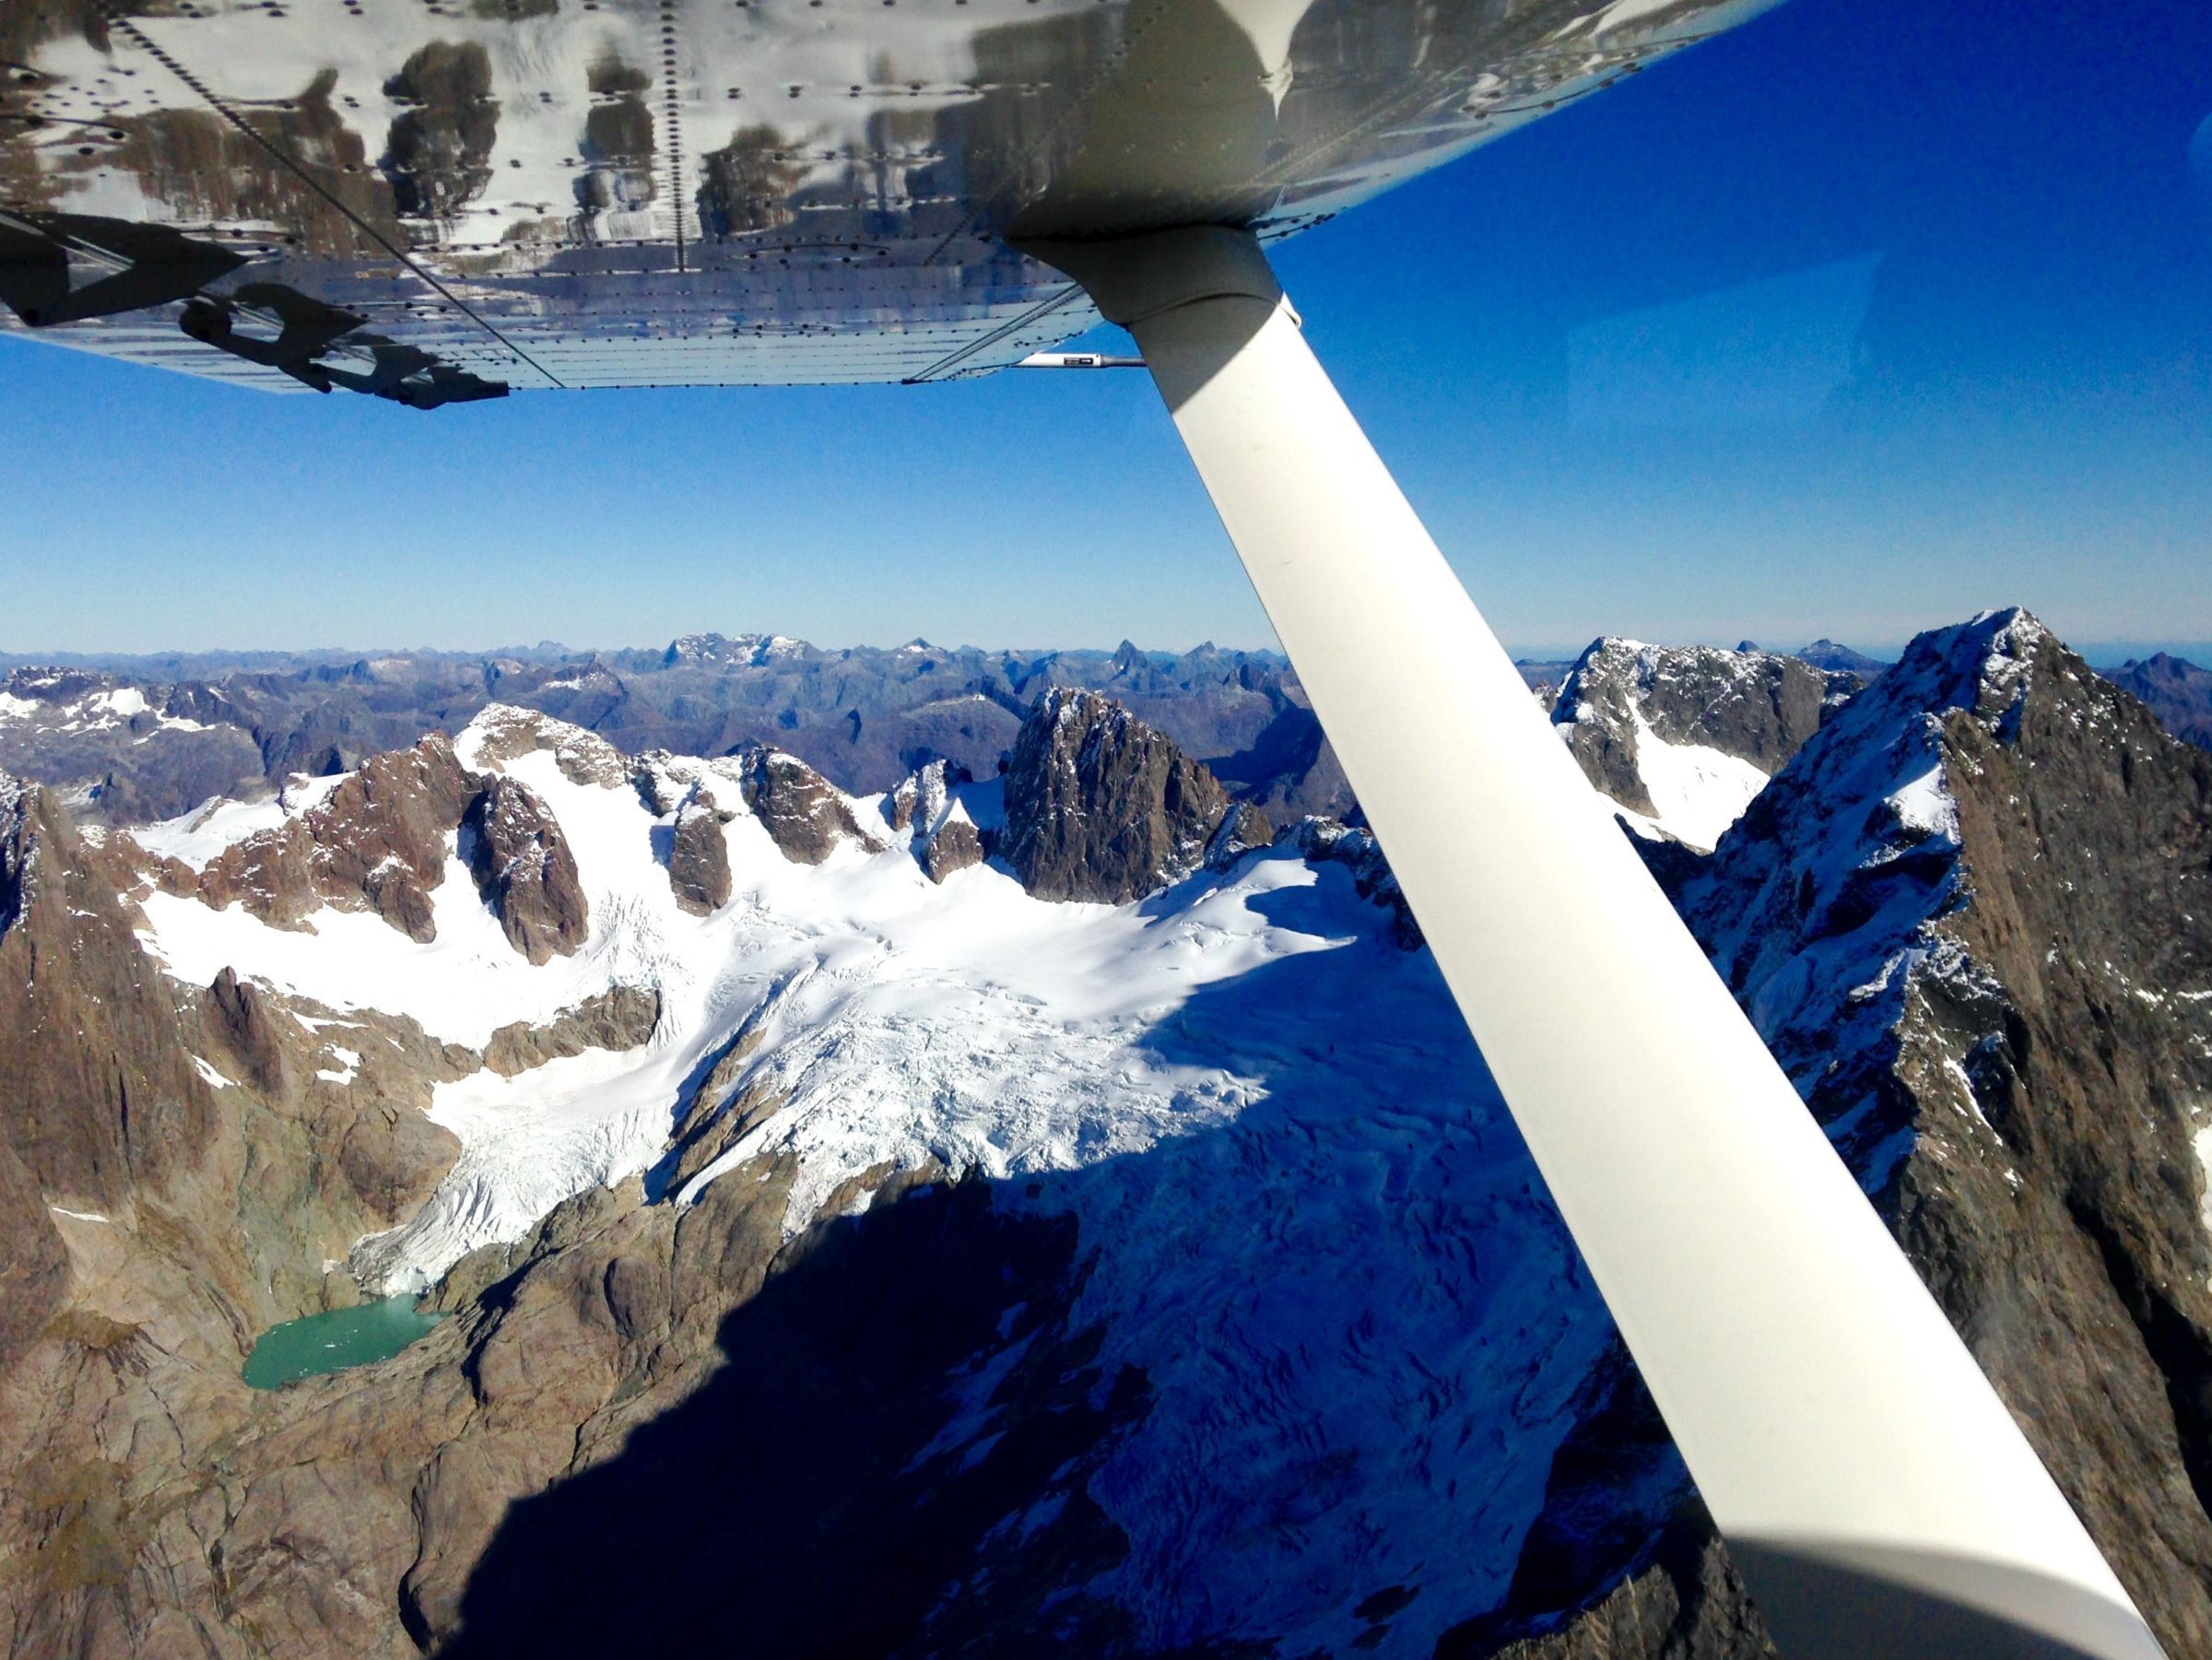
(5, 621, 2210, 674)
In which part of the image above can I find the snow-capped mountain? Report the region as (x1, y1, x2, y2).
(1480, 610, 2212, 1654)
(1, 613, 2208, 1658)
(1549, 639, 1860, 851)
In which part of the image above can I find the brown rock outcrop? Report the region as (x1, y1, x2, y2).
(205, 964, 296, 1098)
(921, 817, 983, 884)
(481, 985, 661, 1077)
(465, 775, 588, 963)
(737, 747, 883, 865)
(887, 760, 985, 884)
(1464, 1525, 1771, 1660)
(1203, 801, 1275, 870)
(1001, 689, 1232, 903)
(196, 736, 478, 940)
(667, 789, 734, 914)
(0, 776, 212, 1230)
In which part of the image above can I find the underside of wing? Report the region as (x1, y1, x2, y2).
(0, 0, 1768, 395)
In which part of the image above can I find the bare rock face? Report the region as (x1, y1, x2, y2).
(190, 980, 471, 1314)
(465, 775, 589, 963)
(887, 760, 985, 885)
(667, 789, 734, 915)
(921, 818, 983, 884)
(0, 779, 486, 1653)
(737, 747, 883, 865)
(206, 964, 295, 1098)
(0, 772, 471, 1362)
(1552, 641, 1855, 818)
(1204, 801, 1275, 870)
(0, 782, 75, 1364)
(1466, 1527, 1770, 1660)
(0, 776, 212, 1229)
(197, 736, 478, 940)
(656, 997, 782, 1189)
(482, 985, 661, 1077)
(1001, 689, 1232, 903)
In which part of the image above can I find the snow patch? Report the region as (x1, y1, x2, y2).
(1625, 714, 1771, 851)
(1886, 763, 1959, 842)
(316, 1046, 362, 1086)
(190, 1056, 239, 1090)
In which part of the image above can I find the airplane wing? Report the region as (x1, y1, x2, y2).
(2, 0, 1747, 395)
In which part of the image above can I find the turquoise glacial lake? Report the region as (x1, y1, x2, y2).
(241, 1296, 444, 1390)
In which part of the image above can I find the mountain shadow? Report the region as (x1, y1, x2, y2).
(437, 1178, 1156, 1657)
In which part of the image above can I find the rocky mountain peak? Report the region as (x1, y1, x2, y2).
(1001, 689, 1233, 903)
(194, 734, 479, 941)
(886, 759, 986, 884)
(1552, 637, 1859, 850)
(734, 746, 887, 865)
(1613, 603, 2212, 1649)
(464, 776, 590, 964)
(665, 632, 734, 666)
(1679, 609, 2072, 1054)
(458, 702, 629, 789)
(667, 786, 735, 915)
(138, 712, 620, 963)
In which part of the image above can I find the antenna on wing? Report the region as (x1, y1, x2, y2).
(1014, 351, 1146, 370)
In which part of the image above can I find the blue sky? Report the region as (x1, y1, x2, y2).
(1, 0, 2206, 660)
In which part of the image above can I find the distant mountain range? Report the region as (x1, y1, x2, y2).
(5, 630, 2204, 843)
(3, 614, 2209, 1656)
(0, 636, 1335, 827)
(2106, 653, 2212, 749)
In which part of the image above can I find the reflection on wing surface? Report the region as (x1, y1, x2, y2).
(0, 0, 1768, 392)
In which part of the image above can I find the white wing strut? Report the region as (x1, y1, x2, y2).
(1026, 227, 2164, 1660)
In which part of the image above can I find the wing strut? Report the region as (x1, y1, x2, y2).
(1025, 226, 2164, 1660)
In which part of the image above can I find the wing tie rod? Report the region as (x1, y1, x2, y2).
(1024, 224, 2165, 1660)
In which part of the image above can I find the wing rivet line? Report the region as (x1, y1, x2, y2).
(94, 5, 565, 389)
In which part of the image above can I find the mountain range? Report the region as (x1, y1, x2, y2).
(0, 614, 2207, 1657)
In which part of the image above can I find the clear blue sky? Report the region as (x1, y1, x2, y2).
(1, 0, 2206, 661)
